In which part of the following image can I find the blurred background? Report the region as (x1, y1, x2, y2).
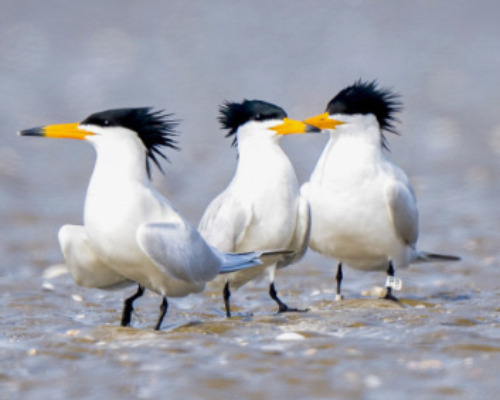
(1, 1, 499, 399)
(1, 0, 498, 273)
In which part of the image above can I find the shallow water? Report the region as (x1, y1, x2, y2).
(2, 263, 500, 400)
(1, 1, 500, 399)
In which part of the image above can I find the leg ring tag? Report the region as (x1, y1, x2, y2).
(385, 276, 403, 291)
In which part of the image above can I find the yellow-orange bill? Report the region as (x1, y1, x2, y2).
(270, 118, 310, 135)
(304, 112, 344, 130)
(19, 123, 94, 140)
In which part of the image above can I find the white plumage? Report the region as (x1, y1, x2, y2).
(302, 81, 459, 300)
(20, 108, 280, 329)
(198, 100, 311, 316)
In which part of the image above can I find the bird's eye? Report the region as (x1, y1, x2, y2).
(103, 120, 110, 126)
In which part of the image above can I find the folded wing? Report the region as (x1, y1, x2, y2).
(385, 181, 419, 246)
(136, 222, 222, 284)
(198, 190, 253, 252)
(277, 196, 311, 269)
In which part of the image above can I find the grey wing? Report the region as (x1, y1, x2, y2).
(58, 225, 133, 289)
(198, 190, 253, 252)
(136, 222, 221, 284)
(385, 180, 419, 246)
(277, 196, 311, 269)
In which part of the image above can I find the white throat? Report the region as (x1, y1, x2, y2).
(83, 131, 153, 228)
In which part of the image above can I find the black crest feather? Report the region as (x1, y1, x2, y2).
(218, 99, 287, 148)
(327, 80, 403, 147)
(81, 107, 179, 178)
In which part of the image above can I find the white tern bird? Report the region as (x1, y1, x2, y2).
(198, 99, 319, 317)
(301, 81, 460, 301)
(19, 107, 289, 329)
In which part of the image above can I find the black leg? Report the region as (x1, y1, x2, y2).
(269, 282, 308, 313)
(154, 297, 168, 331)
(384, 261, 399, 302)
(335, 262, 344, 301)
(121, 284, 145, 327)
(223, 281, 232, 318)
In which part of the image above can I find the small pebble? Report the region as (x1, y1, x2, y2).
(72, 294, 83, 302)
(42, 264, 69, 279)
(42, 282, 54, 291)
(276, 332, 305, 341)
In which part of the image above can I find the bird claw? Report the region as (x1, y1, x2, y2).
(383, 292, 399, 302)
(278, 305, 309, 313)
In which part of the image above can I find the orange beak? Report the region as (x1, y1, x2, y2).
(304, 112, 344, 131)
(19, 123, 94, 140)
(270, 118, 315, 135)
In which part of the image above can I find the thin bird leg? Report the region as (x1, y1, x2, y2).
(384, 261, 399, 302)
(154, 297, 168, 331)
(121, 284, 145, 327)
(223, 281, 232, 318)
(335, 262, 344, 301)
(269, 282, 309, 313)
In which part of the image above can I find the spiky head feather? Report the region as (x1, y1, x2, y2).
(81, 107, 179, 177)
(327, 80, 403, 147)
(218, 99, 287, 147)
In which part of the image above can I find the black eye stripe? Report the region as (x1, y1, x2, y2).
(253, 112, 281, 122)
(218, 100, 288, 148)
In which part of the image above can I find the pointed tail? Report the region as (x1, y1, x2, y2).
(217, 249, 294, 274)
(415, 251, 461, 263)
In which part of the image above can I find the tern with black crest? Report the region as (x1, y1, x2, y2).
(198, 99, 330, 316)
(301, 81, 460, 300)
(19, 107, 289, 330)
